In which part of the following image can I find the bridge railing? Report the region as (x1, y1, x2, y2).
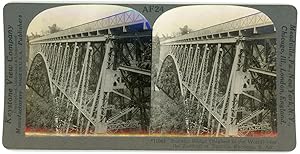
(162, 12, 273, 43)
(30, 10, 147, 43)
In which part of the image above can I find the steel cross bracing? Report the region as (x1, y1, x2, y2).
(30, 10, 148, 44)
(27, 10, 151, 135)
(157, 12, 276, 137)
(162, 12, 274, 44)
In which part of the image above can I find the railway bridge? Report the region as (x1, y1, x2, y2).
(157, 12, 277, 137)
(27, 10, 152, 135)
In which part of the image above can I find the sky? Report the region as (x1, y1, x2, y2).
(153, 5, 261, 37)
(27, 5, 131, 35)
(28, 5, 263, 37)
(153, 5, 267, 62)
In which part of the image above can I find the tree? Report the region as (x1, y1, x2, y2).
(151, 91, 187, 134)
(26, 88, 56, 131)
(48, 24, 62, 34)
(179, 25, 192, 35)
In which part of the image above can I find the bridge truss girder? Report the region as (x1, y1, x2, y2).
(157, 35, 276, 137)
(27, 31, 151, 135)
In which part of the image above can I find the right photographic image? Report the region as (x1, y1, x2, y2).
(151, 5, 277, 137)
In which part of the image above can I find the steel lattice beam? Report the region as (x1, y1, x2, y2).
(27, 10, 151, 135)
(156, 12, 276, 137)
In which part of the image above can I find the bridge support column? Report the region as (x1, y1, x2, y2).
(95, 123, 108, 134)
(94, 39, 113, 133)
(224, 40, 243, 137)
(227, 125, 238, 136)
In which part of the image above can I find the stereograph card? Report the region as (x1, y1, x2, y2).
(2, 3, 297, 150)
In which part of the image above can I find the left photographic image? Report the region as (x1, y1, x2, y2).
(26, 5, 152, 136)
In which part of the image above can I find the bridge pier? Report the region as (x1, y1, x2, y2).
(95, 123, 108, 134)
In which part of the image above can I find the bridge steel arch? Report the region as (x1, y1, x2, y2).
(156, 12, 277, 137)
(157, 54, 184, 100)
(27, 52, 55, 95)
(27, 10, 152, 135)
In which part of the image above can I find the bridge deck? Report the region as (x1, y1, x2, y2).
(30, 10, 149, 43)
(162, 12, 274, 44)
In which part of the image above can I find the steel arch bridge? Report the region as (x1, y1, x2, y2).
(27, 10, 152, 135)
(156, 12, 277, 137)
